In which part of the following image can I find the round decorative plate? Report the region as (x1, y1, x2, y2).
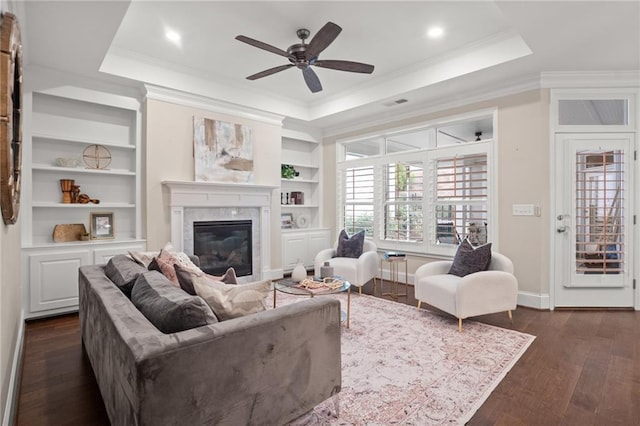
(296, 214, 310, 228)
(0, 13, 23, 225)
(83, 144, 112, 169)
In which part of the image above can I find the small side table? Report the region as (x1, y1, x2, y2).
(380, 255, 408, 299)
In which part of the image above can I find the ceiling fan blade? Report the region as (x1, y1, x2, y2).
(246, 64, 294, 80)
(314, 60, 375, 74)
(302, 67, 322, 93)
(235, 35, 292, 59)
(305, 22, 342, 59)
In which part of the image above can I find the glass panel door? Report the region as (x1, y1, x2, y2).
(554, 133, 634, 308)
(574, 149, 625, 275)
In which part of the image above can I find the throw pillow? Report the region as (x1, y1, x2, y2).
(192, 274, 270, 321)
(162, 242, 202, 271)
(128, 250, 158, 268)
(131, 271, 218, 334)
(105, 254, 148, 298)
(148, 255, 180, 287)
(336, 229, 365, 258)
(448, 238, 493, 277)
(175, 264, 239, 296)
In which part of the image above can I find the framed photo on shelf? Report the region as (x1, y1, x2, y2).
(280, 213, 293, 229)
(90, 212, 114, 239)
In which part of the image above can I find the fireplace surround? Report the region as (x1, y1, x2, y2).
(163, 181, 277, 282)
(193, 220, 253, 277)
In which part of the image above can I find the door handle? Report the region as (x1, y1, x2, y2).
(557, 226, 567, 233)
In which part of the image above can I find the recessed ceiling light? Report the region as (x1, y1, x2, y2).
(427, 27, 444, 39)
(166, 30, 181, 44)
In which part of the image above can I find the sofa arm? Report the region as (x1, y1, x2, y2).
(314, 248, 337, 273)
(456, 270, 518, 319)
(415, 261, 452, 282)
(136, 298, 342, 426)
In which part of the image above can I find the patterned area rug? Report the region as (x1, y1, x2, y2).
(275, 289, 535, 425)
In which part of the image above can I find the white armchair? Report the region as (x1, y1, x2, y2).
(314, 239, 378, 294)
(414, 252, 518, 331)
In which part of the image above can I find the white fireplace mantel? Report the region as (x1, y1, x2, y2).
(163, 180, 277, 208)
(162, 180, 278, 281)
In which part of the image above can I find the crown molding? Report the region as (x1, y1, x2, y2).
(143, 84, 285, 127)
(540, 71, 640, 88)
(322, 74, 542, 138)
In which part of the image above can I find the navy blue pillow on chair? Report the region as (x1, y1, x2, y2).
(448, 238, 492, 277)
(336, 229, 365, 258)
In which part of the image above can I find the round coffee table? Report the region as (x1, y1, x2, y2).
(274, 278, 351, 328)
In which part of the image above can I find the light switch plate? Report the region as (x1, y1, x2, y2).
(512, 204, 535, 216)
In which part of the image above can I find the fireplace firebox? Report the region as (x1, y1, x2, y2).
(193, 220, 252, 277)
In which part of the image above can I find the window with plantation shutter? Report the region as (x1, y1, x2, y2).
(429, 150, 489, 249)
(337, 112, 494, 255)
(343, 165, 374, 236)
(384, 160, 423, 242)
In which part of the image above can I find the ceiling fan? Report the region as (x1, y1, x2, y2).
(235, 22, 375, 93)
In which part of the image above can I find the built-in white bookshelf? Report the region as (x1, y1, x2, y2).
(280, 129, 329, 271)
(22, 86, 146, 318)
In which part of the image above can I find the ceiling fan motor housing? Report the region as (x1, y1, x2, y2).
(287, 44, 310, 68)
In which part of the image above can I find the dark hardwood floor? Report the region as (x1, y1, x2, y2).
(16, 280, 640, 425)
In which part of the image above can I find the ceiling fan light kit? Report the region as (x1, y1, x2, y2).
(236, 21, 375, 93)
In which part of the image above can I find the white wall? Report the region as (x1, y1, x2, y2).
(322, 89, 551, 303)
(1, 3, 24, 423)
(144, 98, 283, 270)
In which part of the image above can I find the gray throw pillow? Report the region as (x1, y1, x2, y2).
(336, 229, 365, 258)
(105, 254, 148, 298)
(131, 271, 218, 333)
(448, 239, 492, 277)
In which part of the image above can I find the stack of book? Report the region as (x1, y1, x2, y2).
(383, 251, 406, 259)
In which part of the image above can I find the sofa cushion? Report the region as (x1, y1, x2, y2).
(336, 229, 365, 258)
(105, 254, 148, 298)
(131, 271, 218, 333)
(448, 239, 492, 277)
(191, 274, 270, 321)
(174, 264, 238, 296)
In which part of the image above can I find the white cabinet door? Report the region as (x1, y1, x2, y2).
(282, 233, 308, 270)
(282, 229, 331, 271)
(29, 250, 90, 313)
(307, 230, 331, 267)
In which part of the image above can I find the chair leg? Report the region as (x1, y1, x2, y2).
(458, 318, 463, 332)
(417, 300, 421, 310)
(508, 310, 513, 324)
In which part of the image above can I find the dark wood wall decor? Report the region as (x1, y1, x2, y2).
(0, 12, 23, 225)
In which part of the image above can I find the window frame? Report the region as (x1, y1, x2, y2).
(336, 111, 497, 257)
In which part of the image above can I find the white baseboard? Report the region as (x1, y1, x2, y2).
(2, 310, 24, 426)
(265, 268, 284, 281)
(517, 291, 550, 310)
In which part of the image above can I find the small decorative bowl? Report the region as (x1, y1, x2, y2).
(55, 157, 80, 168)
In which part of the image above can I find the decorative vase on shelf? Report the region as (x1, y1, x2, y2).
(291, 259, 306, 283)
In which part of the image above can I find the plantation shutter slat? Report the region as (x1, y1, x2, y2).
(384, 161, 423, 242)
(431, 153, 489, 246)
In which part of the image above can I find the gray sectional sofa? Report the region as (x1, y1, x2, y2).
(79, 258, 342, 425)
